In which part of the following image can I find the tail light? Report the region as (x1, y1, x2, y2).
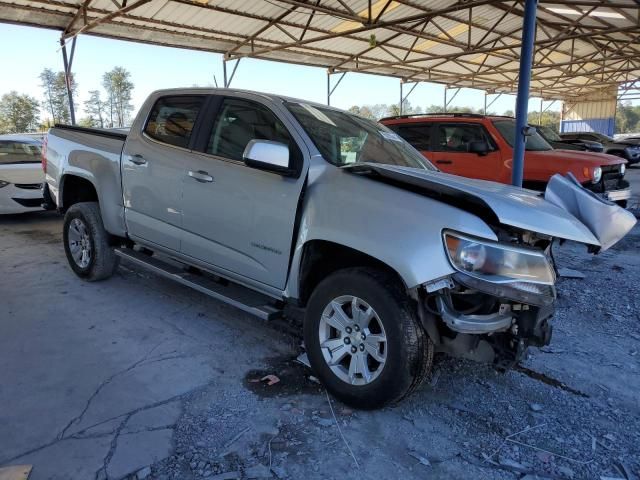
(41, 135, 48, 174)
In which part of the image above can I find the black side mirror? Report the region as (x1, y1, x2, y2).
(468, 141, 489, 156)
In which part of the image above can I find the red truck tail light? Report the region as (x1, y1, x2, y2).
(41, 135, 48, 173)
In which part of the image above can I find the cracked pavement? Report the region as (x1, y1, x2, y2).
(0, 211, 292, 479)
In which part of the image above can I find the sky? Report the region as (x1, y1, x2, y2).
(0, 23, 562, 121)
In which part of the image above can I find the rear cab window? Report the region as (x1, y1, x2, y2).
(144, 96, 205, 149)
(0, 140, 42, 164)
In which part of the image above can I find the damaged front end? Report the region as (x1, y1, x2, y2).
(343, 164, 636, 369)
(416, 174, 637, 368)
(418, 229, 557, 369)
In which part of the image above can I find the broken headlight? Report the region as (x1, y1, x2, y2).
(444, 231, 555, 294)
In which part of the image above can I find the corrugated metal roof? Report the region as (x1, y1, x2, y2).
(0, 0, 638, 99)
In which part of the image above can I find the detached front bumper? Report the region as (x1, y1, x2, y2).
(422, 274, 555, 368)
(584, 176, 631, 205)
(604, 188, 632, 202)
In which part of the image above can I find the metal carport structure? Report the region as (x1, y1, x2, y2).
(1, 0, 639, 184)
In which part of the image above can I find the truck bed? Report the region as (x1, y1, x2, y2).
(45, 123, 129, 236)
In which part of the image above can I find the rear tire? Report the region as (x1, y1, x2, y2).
(304, 267, 433, 409)
(63, 202, 119, 281)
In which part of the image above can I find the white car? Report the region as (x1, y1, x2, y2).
(0, 134, 45, 214)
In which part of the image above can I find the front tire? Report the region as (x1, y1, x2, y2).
(63, 202, 119, 281)
(304, 268, 433, 409)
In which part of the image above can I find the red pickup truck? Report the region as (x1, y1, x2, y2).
(381, 113, 631, 206)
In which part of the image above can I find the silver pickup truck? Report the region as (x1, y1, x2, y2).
(44, 88, 635, 408)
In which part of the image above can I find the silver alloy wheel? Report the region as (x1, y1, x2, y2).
(68, 218, 92, 269)
(319, 295, 387, 386)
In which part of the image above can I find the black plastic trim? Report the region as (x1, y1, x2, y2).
(53, 124, 127, 140)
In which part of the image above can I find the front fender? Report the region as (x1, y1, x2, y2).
(284, 168, 497, 299)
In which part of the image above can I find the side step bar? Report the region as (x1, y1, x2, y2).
(115, 248, 282, 321)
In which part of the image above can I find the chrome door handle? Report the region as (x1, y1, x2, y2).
(188, 170, 214, 183)
(128, 154, 147, 165)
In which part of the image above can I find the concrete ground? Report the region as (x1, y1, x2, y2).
(1, 168, 639, 480)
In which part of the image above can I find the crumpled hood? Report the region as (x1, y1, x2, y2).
(344, 163, 601, 246)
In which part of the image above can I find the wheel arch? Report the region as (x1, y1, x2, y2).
(295, 240, 406, 307)
(60, 173, 98, 211)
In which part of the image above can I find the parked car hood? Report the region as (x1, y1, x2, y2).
(527, 149, 624, 166)
(343, 163, 600, 246)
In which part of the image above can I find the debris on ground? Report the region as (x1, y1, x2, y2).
(249, 375, 280, 386)
(0, 465, 32, 480)
(529, 403, 544, 412)
(260, 375, 280, 386)
(135, 466, 152, 479)
(557, 267, 586, 279)
(295, 352, 311, 368)
(407, 450, 431, 467)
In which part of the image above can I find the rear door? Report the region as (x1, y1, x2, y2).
(429, 122, 502, 180)
(121, 95, 207, 251)
(180, 95, 308, 289)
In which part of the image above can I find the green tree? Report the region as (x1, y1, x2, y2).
(0, 91, 40, 133)
(102, 67, 134, 127)
(348, 105, 376, 120)
(39, 68, 77, 124)
(616, 102, 640, 134)
(84, 90, 107, 128)
(528, 110, 561, 131)
(39, 68, 57, 122)
(77, 117, 98, 128)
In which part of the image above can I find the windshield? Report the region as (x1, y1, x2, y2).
(493, 120, 552, 151)
(0, 140, 42, 165)
(539, 125, 561, 142)
(286, 102, 436, 170)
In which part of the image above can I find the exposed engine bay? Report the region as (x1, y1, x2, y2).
(417, 226, 557, 369)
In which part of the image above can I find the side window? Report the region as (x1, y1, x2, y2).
(207, 98, 299, 163)
(388, 123, 432, 151)
(435, 123, 493, 152)
(144, 96, 205, 149)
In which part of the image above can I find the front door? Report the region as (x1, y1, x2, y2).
(122, 94, 206, 251)
(429, 122, 503, 181)
(180, 96, 307, 289)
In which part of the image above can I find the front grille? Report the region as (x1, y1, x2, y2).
(11, 197, 43, 207)
(601, 165, 621, 175)
(14, 183, 43, 190)
(586, 178, 628, 194)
